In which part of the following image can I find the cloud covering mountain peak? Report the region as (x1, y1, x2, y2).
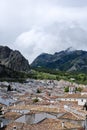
(0, 0, 87, 63)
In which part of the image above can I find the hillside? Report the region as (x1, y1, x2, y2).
(31, 48, 87, 73)
(0, 46, 30, 72)
(0, 64, 24, 79)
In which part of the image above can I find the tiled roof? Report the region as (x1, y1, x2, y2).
(4, 118, 82, 130)
(4, 112, 22, 120)
(9, 105, 65, 113)
(81, 88, 87, 93)
(59, 112, 84, 120)
(59, 94, 87, 99)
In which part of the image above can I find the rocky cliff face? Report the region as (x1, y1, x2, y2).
(31, 48, 87, 73)
(0, 46, 30, 72)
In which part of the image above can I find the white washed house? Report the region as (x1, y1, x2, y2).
(57, 94, 87, 106)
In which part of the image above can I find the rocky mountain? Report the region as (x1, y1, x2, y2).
(31, 48, 87, 73)
(0, 64, 20, 78)
(0, 46, 30, 72)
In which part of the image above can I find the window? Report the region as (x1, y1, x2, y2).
(81, 99, 83, 102)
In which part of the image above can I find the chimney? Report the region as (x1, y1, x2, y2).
(62, 122, 65, 128)
(0, 122, 3, 128)
(2, 106, 4, 110)
(2, 111, 5, 115)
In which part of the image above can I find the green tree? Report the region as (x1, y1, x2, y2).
(77, 87, 83, 92)
(7, 85, 12, 91)
(33, 98, 39, 103)
(37, 89, 41, 93)
(56, 75, 60, 81)
(64, 86, 69, 92)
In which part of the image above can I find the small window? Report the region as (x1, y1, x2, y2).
(81, 99, 83, 102)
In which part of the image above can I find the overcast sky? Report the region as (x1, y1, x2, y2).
(0, 0, 87, 63)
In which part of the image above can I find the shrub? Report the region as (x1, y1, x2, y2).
(64, 86, 69, 92)
(37, 89, 41, 93)
(33, 98, 39, 103)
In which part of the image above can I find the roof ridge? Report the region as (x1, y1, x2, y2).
(69, 111, 84, 120)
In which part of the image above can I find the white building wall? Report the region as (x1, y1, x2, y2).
(57, 97, 87, 106)
(81, 92, 87, 95)
(78, 99, 87, 106)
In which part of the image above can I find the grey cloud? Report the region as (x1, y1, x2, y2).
(11, 22, 87, 63)
(51, 0, 87, 7)
(0, 0, 87, 63)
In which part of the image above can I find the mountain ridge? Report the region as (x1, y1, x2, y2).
(31, 48, 87, 73)
(0, 45, 30, 72)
